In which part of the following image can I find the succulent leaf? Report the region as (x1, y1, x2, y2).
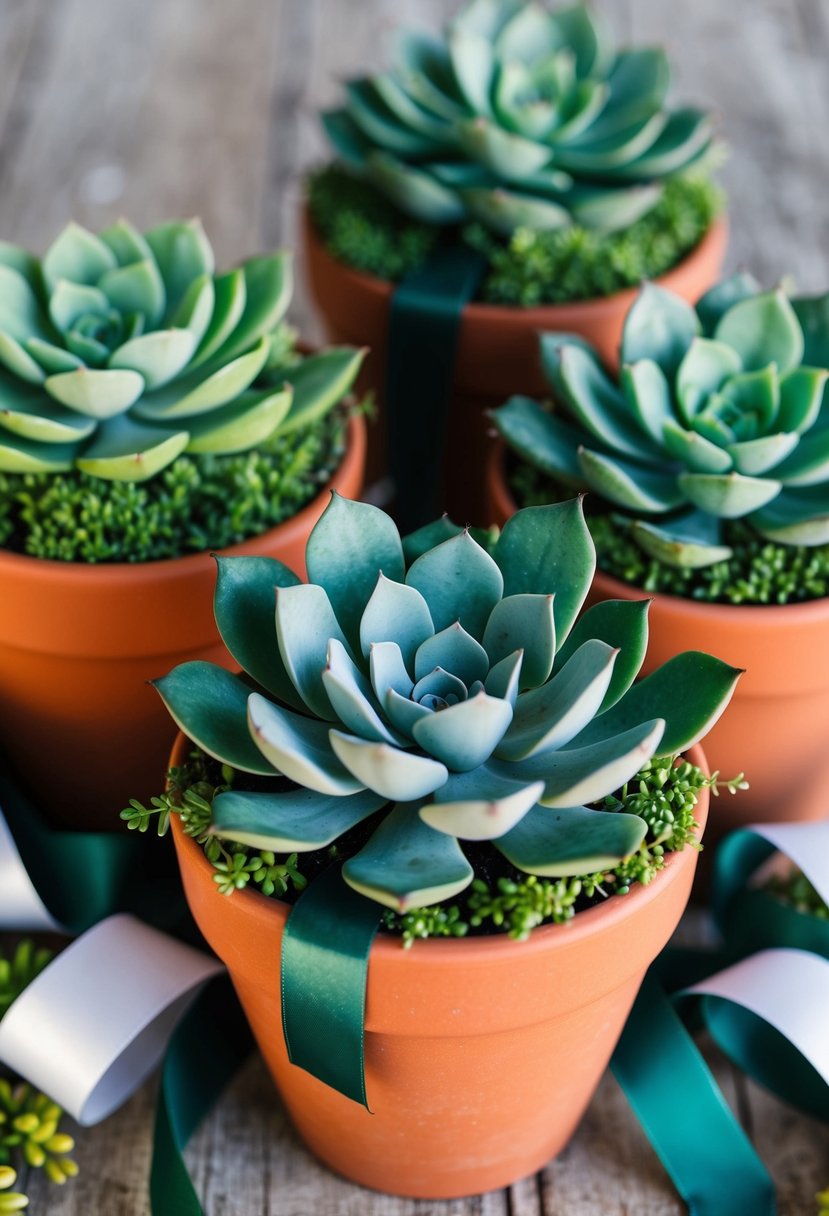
(324, 0, 714, 233)
(248, 694, 364, 795)
(495, 804, 647, 876)
(323, 639, 406, 746)
(414, 622, 490, 685)
(482, 593, 556, 687)
(406, 530, 504, 637)
(714, 290, 804, 374)
(419, 766, 543, 840)
(412, 691, 513, 770)
(212, 787, 385, 851)
(275, 584, 352, 719)
(519, 718, 666, 807)
(552, 598, 649, 712)
(329, 731, 448, 801)
(360, 574, 434, 669)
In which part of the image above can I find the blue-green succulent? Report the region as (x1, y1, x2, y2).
(0, 219, 364, 481)
(154, 494, 739, 911)
(323, 0, 716, 236)
(492, 277, 829, 568)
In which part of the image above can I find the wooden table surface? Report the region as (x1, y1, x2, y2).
(2, 0, 827, 1210)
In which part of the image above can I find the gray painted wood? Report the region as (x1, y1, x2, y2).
(4, 0, 828, 1210)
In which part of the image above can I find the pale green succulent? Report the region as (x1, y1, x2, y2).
(492, 277, 829, 568)
(0, 219, 364, 481)
(154, 494, 739, 911)
(322, 0, 716, 236)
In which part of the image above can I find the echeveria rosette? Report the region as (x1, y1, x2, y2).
(154, 494, 740, 912)
(0, 219, 364, 482)
(492, 277, 829, 568)
(322, 0, 716, 236)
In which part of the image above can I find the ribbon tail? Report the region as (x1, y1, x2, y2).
(150, 976, 253, 1216)
(612, 974, 777, 1216)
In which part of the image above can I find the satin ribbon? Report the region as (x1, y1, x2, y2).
(0, 914, 222, 1125)
(387, 246, 486, 532)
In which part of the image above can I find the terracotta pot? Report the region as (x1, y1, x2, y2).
(171, 730, 709, 1199)
(302, 204, 728, 521)
(486, 443, 829, 835)
(0, 414, 366, 832)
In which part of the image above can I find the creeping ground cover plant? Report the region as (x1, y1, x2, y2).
(492, 276, 829, 599)
(0, 218, 364, 561)
(140, 494, 741, 921)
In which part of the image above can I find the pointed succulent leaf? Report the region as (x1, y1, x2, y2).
(412, 692, 513, 771)
(0, 378, 95, 443)
(213, 555, 303, 708)
(0, 432, 75, 474)
(75, 416, 188, 482)
(515, 719, 665, 807)
(384, 686, 433, 737)
(494, 499, 594, 645)
(792, 293, 829, 368)
(369, 641, 414, 703)
(449, 26, 494, 112)
(621, 283, 701, 377)
(774, 426, 829, 487)
(170, 273, 215, 346)
(714, 290, 805, 374)
(750, 487, 829, 545)
(343, 804, 473, 912)
(696, 272, 761, 336)
(482, 593, 555, 688)
(411, 666, 468, 705)
(204, 252, 292, 368)
(406, 530, 503, 638)
(727, 432, 799, 476)
(610, 107, 713, 179)
(44, 369, 145, 419)
(248, 694, 364, 795)
(539, 330, 604, 402)
(568, 183, 662, 234)
(776, 367, 828, 434)
(458, 117, 554, 180)
(484, 649, 524, 707)
(0, 332, 46, 384)
(135, 335, 269, 419)
(559, 344, 653, 459)
(153, 662, 276, 775)
(676, 338, 743, 420)
(109, 329, 196, 389)
(630, 512, 733, 570)
(420, 767, 544, 840)
(48, 281, 110, 333)
(366, 153, 467, 224)
(323, 638, 404, 746)
(677, 469, 781, 518)
(184, 386, 292, 454)
(42, 221, 117, 291)
(661, 419, 733, 473)
(490, 395, 587, 484)
(495, 804, 647, 877)
(579, 447, 686, 513)
(275, 584, 352, 719)
(401, 515, 464, 563)
(25, 338, 82, 374)
(99, 258, 166, 327)
(414, 622, 489, 686)
(496, 640, 618, 761)
(0, 240, 40, 284)
(0, 267, 52, 343)
(572, 652, 742, 756)
(211, 787, 385, 851)
(461, 187, 571, 235)
(144, 219, 215, 319)
(330, 730, 448, 801)
(190, 269, 246, 366)
(276, 347, 365, 433)
(619, 359, 674, 446)
(100, 218, 154, 266)
(307, 492, 405, 647)
(360, 573, 434, 669)
(552, 598, 650, 712)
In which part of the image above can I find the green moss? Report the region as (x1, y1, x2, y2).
(308, 164, 723, 306)
(511, 463, 829, 606)
(124, 755, 742, 946)
(0, 408, 348, 564)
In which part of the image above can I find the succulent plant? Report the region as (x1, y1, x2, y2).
(492, 278, 829, 568)
(322, 0, 716, 236)
(154, 494, 739, 911)
(0, 219, 364, 481)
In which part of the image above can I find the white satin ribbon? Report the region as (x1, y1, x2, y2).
(747, 820, 829, 905)
(0, 914, 223, 1125)
(687, 947, 829, 1084)
(0, 803, 62, 932)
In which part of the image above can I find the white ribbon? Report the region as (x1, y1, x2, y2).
(0, 914, 222, 1125)
(746, 820, 829, 906)
(0, 802, 62, 932)
(687, 947, 829, 1084)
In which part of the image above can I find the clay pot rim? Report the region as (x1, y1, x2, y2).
(302, 202, 729, 325)
(171, 732, 709, 966)
(488, 438, 829, 625)
(0, 411, 366, 585)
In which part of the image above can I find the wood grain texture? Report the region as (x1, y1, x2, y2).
(5, 0, 829, 1210)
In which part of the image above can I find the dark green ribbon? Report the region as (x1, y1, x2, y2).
(0, 760, 181, 935)
(280, 864, 382, 1107)
(387, 246, 486, 533)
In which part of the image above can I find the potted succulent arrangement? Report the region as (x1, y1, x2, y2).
(0, 941, 78, 1211)
(490, 276, 829, 829)
(303, 0, 727, 521)
(126, 493, 742, 1199)
(0, 218, 367, 829)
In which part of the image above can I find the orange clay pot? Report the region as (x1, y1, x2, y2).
(302, 204, 728, 520)
(0, 413, 366, 832)
(486, 443, 829, 836)
(171, 728, 709, 1200)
